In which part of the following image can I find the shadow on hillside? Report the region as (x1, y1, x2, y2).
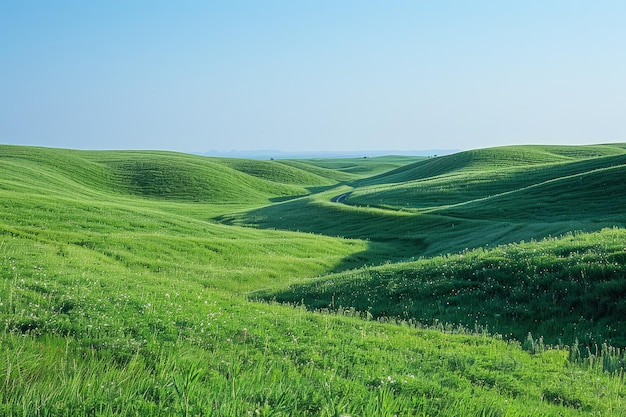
(269, 195, 303, 203)
(353, 152, 470, 187)
(268, 184, 352, 203)
(215, 207, 429, 272)
(326, 238, 429, 274)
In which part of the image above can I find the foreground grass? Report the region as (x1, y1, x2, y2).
(2, 233, 626, 416)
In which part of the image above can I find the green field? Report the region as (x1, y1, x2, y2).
(2, 143, 626, 416)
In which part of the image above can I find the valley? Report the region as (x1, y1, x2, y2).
(1, 143, 626, 416)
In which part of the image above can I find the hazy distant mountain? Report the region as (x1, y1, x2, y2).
(198, 149, 459, 159)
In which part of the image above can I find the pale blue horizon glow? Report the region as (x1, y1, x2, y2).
(1, 1, 625, 153)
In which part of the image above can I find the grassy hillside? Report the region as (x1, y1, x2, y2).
(354, 144, 626, 187)
(0, 145, 342, 204)
(256, 227, 626, 348)
(2, 144, 626, 416)
(208, 158, 338, 187)
(438, 162, 626, 221)
(221, 144, 626, 257)
(291, 155, 426, 177)
(348, 146, 626, 211)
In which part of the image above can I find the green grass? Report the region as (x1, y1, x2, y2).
(290, 155, 426, 175)
(256, 227, 626, 348)
(354, 144, 626, 187)
(212, 158, 339, 186)
(2, 144, 626, 416)
(348, 147, 626, 212)
(0, 145, 346, 204)
(222, 144, 626, 257)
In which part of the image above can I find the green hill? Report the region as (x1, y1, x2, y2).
(437, 162, 626, 221)
(209, 157, 338, 187)
(0, 145, 121, 197)
(348, 146, 626, 211)
(355, 144, 626, 187)
(2, 144, 626, 416)
(221, 144, 626, 258)
(0, 145, 340, 204)
(294, 155, 427, 178)
(255, 227, 626, 348)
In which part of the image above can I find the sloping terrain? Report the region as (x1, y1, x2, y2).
(355, 144, 626, 187)
(0, 145, 344, 204)
(208, 157, 338, 187)
(2, 144, 626, 416)
(348, 147, 626, 211)
(256, 227, 626, 348)
(220, 144, 626, 258)
(223, 143, 626, 351)
(437, 162, 626, 221)
(291, 155, 427, 178)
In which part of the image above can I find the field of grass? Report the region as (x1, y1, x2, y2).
(256, 227, 626, 348)
(221, 144, 626, 256)
(2, 144, 626, 416)
(349, 147, 626, 214)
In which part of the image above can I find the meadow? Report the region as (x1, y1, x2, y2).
(1, 144, 626, 416)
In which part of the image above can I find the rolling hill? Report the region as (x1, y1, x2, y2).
(0, 145, 348, 204)
(219, 144, 626, 257)
(2, 143, 626, 416)
(255, 227, 626, 348)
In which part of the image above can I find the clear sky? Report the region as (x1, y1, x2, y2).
(1, 1, 625, 153)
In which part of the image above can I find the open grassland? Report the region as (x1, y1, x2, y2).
(349, 148, 626, 213)
(354, 144, 626, 188)
(285, 156, 427, 178)
(0, 145, 351, 205)
(221, 144, 626, 256)
(256, 227, 626, 348)
(2, 144, 626, 416)
(2, 230, 626, 416)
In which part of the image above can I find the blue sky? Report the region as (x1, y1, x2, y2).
(1, 1, 625, 153)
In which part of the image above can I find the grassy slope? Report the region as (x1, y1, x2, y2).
(0, 147, 371, 291)
(2, 145, 626, 415)
(221, 144, 626, 257)
(209, 158, 338, 186)
(354, 144, 625, 188)
(257, 227, 626, 347)
(0, 145, 346, 204)
(348, 145, 626, 210)
(290, 155, 427, 177)
(224, 144, 626, 346)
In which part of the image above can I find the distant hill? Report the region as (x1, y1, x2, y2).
(199, 149, 459, 159)
(0, 145, 334, 204)
(219, 143, 626, 257)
